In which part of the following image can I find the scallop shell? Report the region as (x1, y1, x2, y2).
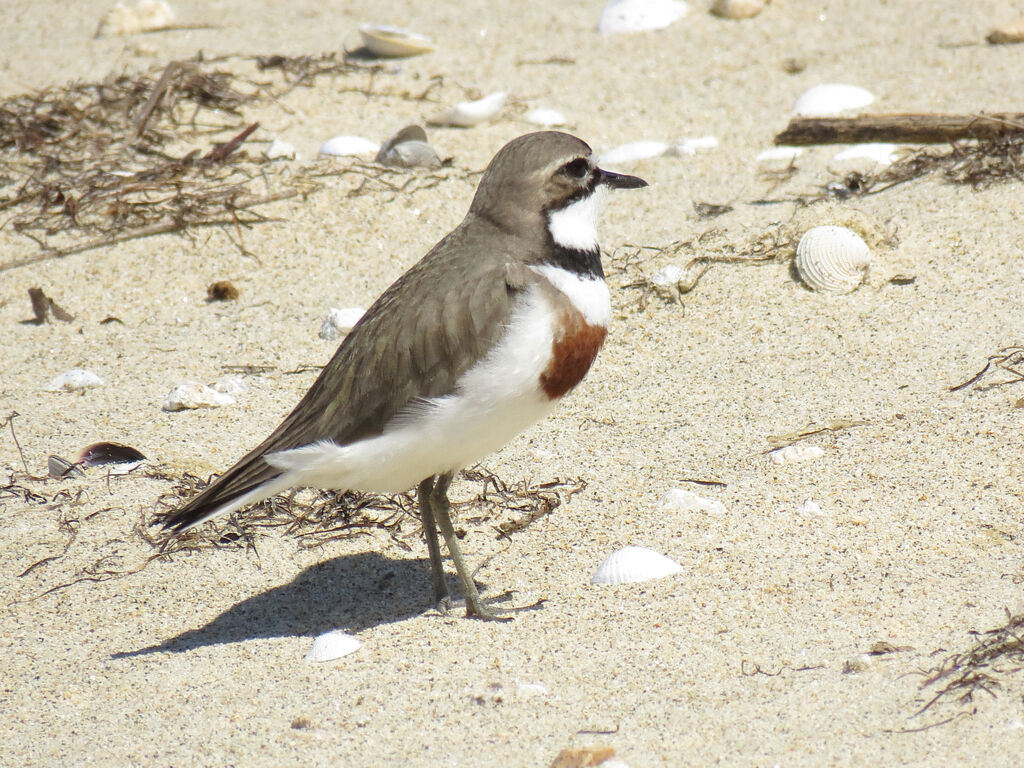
(592, 546, 684, 585)
(357, 24, 434, 57)
(769, 444, 824, 464)
(598, 140, 670, 165)
(47, 369, 104, 392)
(711, 0, 764, 20)
(305, 630, 362, 663)
(162, 381, 235, 411)
(598, 0, 690, 34)
(319, 135, 380, 158)
(792, 84, 875, 117)
(525, 108, 568, 127)
(319, 307, 366, 340)
(375, 125, 441, 169)
(428, 92, 507, 128)
(794, 226, 871, 294)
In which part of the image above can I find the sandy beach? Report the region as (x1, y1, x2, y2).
(3, 1, 1024, 765)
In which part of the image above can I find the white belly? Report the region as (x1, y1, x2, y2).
(265, 285, 559, 492)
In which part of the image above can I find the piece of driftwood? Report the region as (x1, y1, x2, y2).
(775, 113, 1024, 146)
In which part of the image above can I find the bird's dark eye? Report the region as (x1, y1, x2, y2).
(560, 158, 589, 179)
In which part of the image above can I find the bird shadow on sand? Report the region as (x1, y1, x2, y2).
(110, 552, 469, 659)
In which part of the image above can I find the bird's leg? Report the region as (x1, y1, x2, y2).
(417, 477, 450, 609)
(429, 471, 508, 621)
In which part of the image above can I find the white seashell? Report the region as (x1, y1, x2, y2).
(987, 17, 1024, 44)
(658, 488, 727, 515)
(428, 92, 507, 128)
(797, 498, 824, 516)
(264, 138, 296, 161)
(672, 135, 719, 155)
(651, 264, 685, 286)
(795, 225, 871, 293)
(136, 0, 175, 30)
(358, 24, 435, 57)
(305, 630, 362, 663)
(711, 0, 764, 19)
(592, 546, 684, 585)
(101, 0, 174, 36)
(47, 369, 104, 392)
(598, 0, 690, 34)
(211, 374, 248, 398)
(525, 108, 568, 127)
(770, 444, 824, 464)
(792, 84, 875, 117)
(319, 307, 366, 340)
(318, 135, 380, 158)
(599, 140, 670, 165)
(515, 681, 548, 697)
(163, 381, 235, 411)
(756, 146, 802, 165)
(828, 143, 897, 173)
(375, 125, 440, 169)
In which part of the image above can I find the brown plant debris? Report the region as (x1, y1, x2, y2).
(949, 345, 1024, 391)
(27, 287, 74, 323)
(145, 465, 584, 556)
(914, 610, 1024, 718)
(206, 279, 240, 301)
(0, 53, 460, 269)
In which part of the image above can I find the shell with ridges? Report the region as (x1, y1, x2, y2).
(598, 0, 690, 33)
(592, 546, 684, 584)
(795, 226, 871, 294)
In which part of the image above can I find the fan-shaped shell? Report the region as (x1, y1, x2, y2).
(358, 24, 434, 57)
(305, 630, 361, 663)
(795, 225, 871, 294)
(592, 546, 684, 585)
(375, 125, 441, 169)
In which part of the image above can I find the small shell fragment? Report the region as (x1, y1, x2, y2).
(598, 0, 690, 34)
(47, 369, 104, 392)
(843, 653, 874, 673)
(599, 140, 670, 165)
(319, 135, 380, 158)
(987, 17, 1024, 44)
(756, 146, 802, 165)
(264, 138, 297, 161)
(358, 24, 435, 58)
(770, 444, 824, 464)
(797, 498, 824, 516)
(525, 108, 568, 127)
(319, 307, 366, 340)
(375, 125, 441, 169)
(792, 84, 875, 117)
(305, 630, 362, 663)
(658, 488, 727, 515)
(673, 135, 719, 155)
(211, 374, 249, 398)
(795, 225, 871, 294)
(592, 546, 684, 585)
(828, 143, 898, 174)
(100, 0, 175, 36)
(163, 381, 235, 411)
(428, 92, 507, 128)
(711, 0, 765, 20)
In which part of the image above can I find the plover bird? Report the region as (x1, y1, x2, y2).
(162, 131, 647, 620)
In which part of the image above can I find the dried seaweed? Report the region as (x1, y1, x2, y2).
(823, 136, 1024, 199)
(143, 464, 584, 557)
(913, 610, 1024, 718)
(950, 345, 1024, 391)
(0, 53, 459, 268)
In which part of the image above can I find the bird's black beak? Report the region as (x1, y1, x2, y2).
(597, 167, 648, 189)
